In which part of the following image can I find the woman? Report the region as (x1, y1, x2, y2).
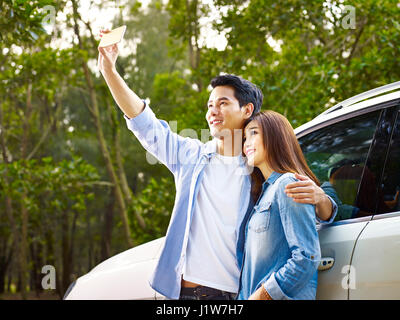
(237, 111, 322, 300)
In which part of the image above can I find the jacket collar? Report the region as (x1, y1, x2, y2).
(261, 171, 284, 191)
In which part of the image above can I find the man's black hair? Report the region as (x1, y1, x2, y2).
(210, 74, 263, 118)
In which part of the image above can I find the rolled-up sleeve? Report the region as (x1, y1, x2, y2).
(316, 194, 338, 224)
(264, 177, 321, 300)
(264, 272, 291, 300)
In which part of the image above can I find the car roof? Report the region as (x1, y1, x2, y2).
(294, 81, 400, 136)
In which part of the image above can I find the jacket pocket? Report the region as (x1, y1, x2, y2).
(248, 201, 272, 233)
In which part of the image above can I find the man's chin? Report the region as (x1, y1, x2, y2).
(209, 128, 221, 138)
(210, 128, 232, 139)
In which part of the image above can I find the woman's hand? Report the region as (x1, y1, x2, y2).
(248, 286, 272, 300)
(285, 173, 333, 221)
(97, 29, 119, 75)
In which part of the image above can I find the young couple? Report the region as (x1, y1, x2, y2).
(98, 39, 337, 300)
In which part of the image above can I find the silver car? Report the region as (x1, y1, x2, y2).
(64, 81, 400, 300)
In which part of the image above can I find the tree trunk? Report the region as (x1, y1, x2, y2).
(71, 0, 134, 248)
(185, 0, 203, 91)
(0, 104, 19, 297)
(61, 209, 71, 295)
(0, 238, 13, 295)
(18, 81, 34, 300)
(109, 102, 146, 229)
(101, 188, 115, 261)
(29, 238, 43, 298)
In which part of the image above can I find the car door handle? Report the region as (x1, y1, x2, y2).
(318, 257, 334, 271)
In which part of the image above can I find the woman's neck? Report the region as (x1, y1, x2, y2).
(258, 161, 274, 181)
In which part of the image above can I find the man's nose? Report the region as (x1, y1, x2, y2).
(209, 104, 219, 115)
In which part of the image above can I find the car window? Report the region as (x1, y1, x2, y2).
(298, 110, 381, 222)
(377, 109, 400, 215)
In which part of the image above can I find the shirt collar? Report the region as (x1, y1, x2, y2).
(202, 138, 218, 156)
(261, 171, 284, 190)
(202, 138, 247, 167)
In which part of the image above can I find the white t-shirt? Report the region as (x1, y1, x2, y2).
(183, 153, 244, 293)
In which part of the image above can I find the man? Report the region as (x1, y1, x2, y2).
(97, 38, 336, 300)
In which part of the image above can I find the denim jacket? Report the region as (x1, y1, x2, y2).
(237, 172, 326, 300)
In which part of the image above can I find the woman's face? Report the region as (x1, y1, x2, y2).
(243, 120, 266, 167)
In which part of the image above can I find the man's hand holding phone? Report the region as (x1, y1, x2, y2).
(97, 26, 126, 75)
(97, 25, 144, 119)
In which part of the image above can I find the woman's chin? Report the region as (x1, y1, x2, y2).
(245, 156, 255, 167)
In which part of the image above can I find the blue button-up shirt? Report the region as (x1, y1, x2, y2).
(125, 103, 337, 300)
(237, 172, 324, 300)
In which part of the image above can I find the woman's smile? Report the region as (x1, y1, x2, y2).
(245, 148, 255, 157)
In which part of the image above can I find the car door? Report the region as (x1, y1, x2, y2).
(297, 106, 387, 299)
(350, 104, 400, 299)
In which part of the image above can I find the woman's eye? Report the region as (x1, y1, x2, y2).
(250, 130, 257, 135)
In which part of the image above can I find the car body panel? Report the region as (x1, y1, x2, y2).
(65, 237, 164, 300)
(316, 220, 370, 299)
(349, 212, 400, 299)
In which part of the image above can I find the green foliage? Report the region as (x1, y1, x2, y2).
(130, 176, 175, 244)
(0, 156, 100, 215)
(0, 156, 100, 258)
(0, 0, 53, 45)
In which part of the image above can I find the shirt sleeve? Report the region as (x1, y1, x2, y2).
(316, 183, 339, 224)
(124, 100, 202, 174)
(263, 176, 321, 300)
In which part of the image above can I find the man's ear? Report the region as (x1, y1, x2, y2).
(243, 103, 254, 119)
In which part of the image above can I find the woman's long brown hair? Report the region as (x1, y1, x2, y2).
(244, 111, 320, 201)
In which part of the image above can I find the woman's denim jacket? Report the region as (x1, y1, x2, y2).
(237, 172, 329, 300)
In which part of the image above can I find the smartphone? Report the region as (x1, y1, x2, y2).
(99, 25, 126, 47)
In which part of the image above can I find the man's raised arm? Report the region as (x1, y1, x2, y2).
(98, 30, 143, 119)
(97, 31, 203, 175)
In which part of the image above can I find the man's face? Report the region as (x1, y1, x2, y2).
(206, 85, 247, 138)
